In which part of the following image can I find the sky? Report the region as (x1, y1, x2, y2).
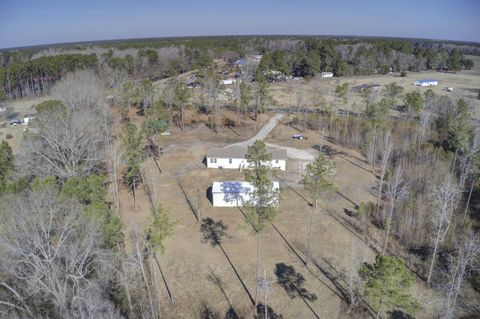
(0, 0, 479, 49)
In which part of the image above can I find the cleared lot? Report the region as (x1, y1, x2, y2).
(117, 117, 439, 318)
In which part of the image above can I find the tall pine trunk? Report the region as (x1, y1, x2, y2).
(305, 201, 316, 266)
(254, 231, 261, 307)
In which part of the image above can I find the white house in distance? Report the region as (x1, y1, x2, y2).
(206, 146, 287, 171)
(211, 181, 280, 207)
(221, 79, 236, 85)
(414, 79, 438, 87)
(320, 72, 334, 78)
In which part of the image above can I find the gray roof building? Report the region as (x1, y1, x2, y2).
(206, 146, 287, 160)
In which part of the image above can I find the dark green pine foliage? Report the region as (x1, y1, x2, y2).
(359, 254, 419, 316)
(243, 140, 279, 233)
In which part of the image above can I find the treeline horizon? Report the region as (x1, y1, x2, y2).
(2, 34, 480, 52)
(0, 35, 478, 100)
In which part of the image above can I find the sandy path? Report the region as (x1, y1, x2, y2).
(228, 113, 284, 148)
(267, 142, 316, 161)
(225, 113, 316, 161)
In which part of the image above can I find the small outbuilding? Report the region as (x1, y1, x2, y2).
(211, 181, 280, 207)
(206, 146, 287, 171)
(414, 79, 438, 87)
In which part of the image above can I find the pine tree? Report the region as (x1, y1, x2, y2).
(302, 154, 334, 265)
(243, 140, 279, 307)
(121, 122, 144, 208)
(0, 140, 13, 191)
(359, 254, 419, 318)
(146, 204, 175, 254)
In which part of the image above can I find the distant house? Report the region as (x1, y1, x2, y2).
(234, 59, 247, 66)
(23, 114, 35, 124)
(414, 79, 438, 87)
(263, 70, 287, 82)
(352, 83, 383, 93)
(206, 146, 287, 171)
(220, 79, 236, 85)
(211, 181, 280, 207)
(250, 54, 263, 61)
(320, 72, 334, 78)
(9, 119, 21, 126)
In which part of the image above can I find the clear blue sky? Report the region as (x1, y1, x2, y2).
(1, 0, 479, 49)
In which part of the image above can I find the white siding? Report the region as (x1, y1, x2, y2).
(320, 72, 333, 78)
(206, 156, 286, 171)
(221, 79, 236, 85)
(414, 80, 438, 87)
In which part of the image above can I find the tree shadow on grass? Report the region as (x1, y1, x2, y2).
(274, 263, 317, 302)
(201, 217, 230, 246)
(388, 310, 415, 319)
(200, 218, 255, 306)
(208, 270, 240, 319)
(199, 301, 241, 319)
(275, 263, 320, 318)
(255, 304, 284, 319)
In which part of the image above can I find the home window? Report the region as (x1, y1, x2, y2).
(275, 160, 279, 164)
(210, 157, 217, 163)
(229, 158, 232, 164)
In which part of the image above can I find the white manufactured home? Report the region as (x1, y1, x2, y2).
(206, 146, 287, 171)
(414, 79, 438, 87)
(320, 72, 334, 78)
(220, 79, 236, 85)
(211, 181, 280, 207)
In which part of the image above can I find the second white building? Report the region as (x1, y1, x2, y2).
(211, 181, 280, 207)
(206, 146, 287, 170)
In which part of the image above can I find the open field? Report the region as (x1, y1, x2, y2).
(266, 69, 480, 120)
(158, 61, 480, 122)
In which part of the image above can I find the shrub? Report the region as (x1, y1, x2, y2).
(5, 133, 13, 139)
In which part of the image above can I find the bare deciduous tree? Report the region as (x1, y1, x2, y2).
(440, 232, 480, 319)
(427, 176, 461, 283)
(375, 132, 392, 218)
(383, 165, 408, 254)
(19, 71, 107, 179)
(203, 73, 222, 132)
(51, 70, 104, 111)
(0, 189, 120, 319)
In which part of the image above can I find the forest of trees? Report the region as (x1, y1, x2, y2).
(1, 36, 477, 99)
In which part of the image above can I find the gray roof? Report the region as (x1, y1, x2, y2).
(207, 146, 287, 160)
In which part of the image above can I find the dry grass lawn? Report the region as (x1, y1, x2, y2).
(118, 116, 442, 318)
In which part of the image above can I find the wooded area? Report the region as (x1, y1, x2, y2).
(0, 36, 476, 100)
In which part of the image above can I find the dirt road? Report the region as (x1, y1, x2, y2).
(228, 113, 284, 148)
(225, 113, 317, 161)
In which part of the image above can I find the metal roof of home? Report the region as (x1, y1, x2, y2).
(212, 181, 279, 193)
(206, 146, 287, 160)
(416, 79, 437, 83)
